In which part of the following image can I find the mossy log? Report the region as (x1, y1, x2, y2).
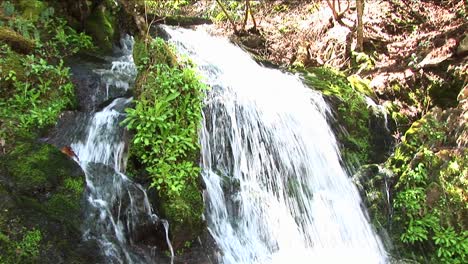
(0, 27, 35, 54)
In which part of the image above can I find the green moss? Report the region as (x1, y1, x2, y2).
(159, 183, 204, 247)
(301, 66, 372, 166)
(84, 4, 116, 53)
(347, 75, 375, 99)
(0, 47, 27, 97)
(64, 178, 83, 195)
(133, 37, 177, 69)
(18, 0, 46, 22)
(132, 37, 149, 67)
(3, 142, 75, 194)
(0, 139, 85, 263)
(44, 192, 81, 229)
(0, 227, 42, 264)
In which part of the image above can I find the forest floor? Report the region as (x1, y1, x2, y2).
(181, 0, 467, 139)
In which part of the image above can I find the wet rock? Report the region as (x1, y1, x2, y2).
(84, 2, 118, 54)
(46, 111, 91, 149)
(352, 164, 396, 249)
(239, 33, 265, 49)
(68, 56, 132, 112)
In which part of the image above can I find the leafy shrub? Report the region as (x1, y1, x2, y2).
(123, 37, 206, 242)
(124, 37, 205, 197)
(0, 45, 76, 139)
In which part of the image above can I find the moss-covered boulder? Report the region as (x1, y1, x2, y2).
(18, 0, 46, 22)
(157, 183, 204, 248)
(0, 141, 100, 263)
(301, 67, 394, 168)
(84, 2, 117, 54)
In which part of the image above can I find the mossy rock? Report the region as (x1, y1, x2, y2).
(133, 37, 177, 68)
(428, 68, 465, 109)
(353, 164, 395, 236)
(348, 74, 376, 100)
(84, 3, 117, 54)
(18, 0, 46, 22)
(157, 182, 204, 249)
(0, 47, 27, 96)
(2, 141, 81, 195)
(301, 66, 385, 167)
(0, 140, 100, 263)
(0, 26, 35, 54)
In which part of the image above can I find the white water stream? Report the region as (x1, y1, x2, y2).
(164, 26, 388, 264)
(70, 36, 173, 264)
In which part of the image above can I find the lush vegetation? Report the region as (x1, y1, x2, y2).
(125, 37, 206, 246)
(388, 111, 467, 263)
(0, 0, 466, 262)
(0, 1, 92, 147)
(0, 1, 93, 263)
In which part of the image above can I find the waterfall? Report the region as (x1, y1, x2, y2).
(70, 36, 172, 264)
(163, 26, 388, 264)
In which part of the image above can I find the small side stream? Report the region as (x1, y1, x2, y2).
(49, 36, 173, 264)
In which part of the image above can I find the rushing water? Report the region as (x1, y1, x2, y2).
(70, 36, 173, 264)
(163, 26, 388, 264)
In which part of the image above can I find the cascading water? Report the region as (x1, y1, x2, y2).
(69, 36, 173, 264)
(163, 26, 388, 264)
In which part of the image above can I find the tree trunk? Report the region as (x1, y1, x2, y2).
(356, 0, 364, 52)
(215, 0, 238, 34)
(246, 0, 257, 30)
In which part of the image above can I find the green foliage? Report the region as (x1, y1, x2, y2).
(388, 112, 468, 263)
(124, 38, 205, 197)
(1, 1, 16, 17)
(209, 0, 257, 22)
(434, 228, 468, 264)
(1, 2, 93, 59)
(124, 37, 205, 243)
(0, 46, 76, 140)
(0, 2, 93, 148)
(145, 0, 191, 16)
